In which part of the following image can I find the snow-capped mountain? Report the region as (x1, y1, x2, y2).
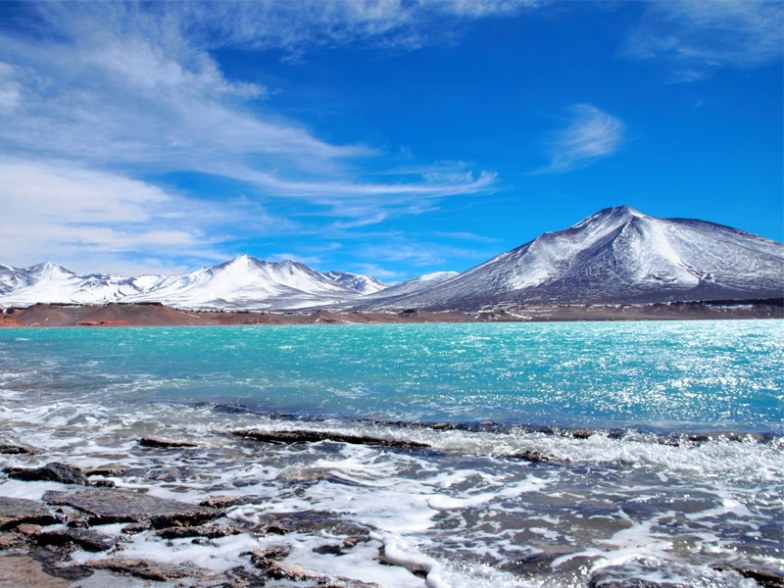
(0, 262, 156, 306)
(2, 207, 781, 312)
(359, 206, 784, 310)
(0, 256, 381, 311)
(323, 271, 386, 295)
(349, 271, 460, 310)
(124, 256, 364, 310)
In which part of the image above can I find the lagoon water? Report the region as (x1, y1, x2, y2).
(0, 321, 782, 586)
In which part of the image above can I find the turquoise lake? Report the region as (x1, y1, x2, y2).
(2, 320, 781, 432)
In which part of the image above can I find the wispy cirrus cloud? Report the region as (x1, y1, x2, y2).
(0, 159, 293, 274)
(623, 0, 783, 79)
(0, 1, 522, 272)
(535, 104, 625, 174)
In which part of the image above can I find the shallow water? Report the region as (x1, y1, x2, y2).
(0, 321, 782, 586)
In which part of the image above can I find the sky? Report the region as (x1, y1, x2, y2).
(0, 0, 782, 281)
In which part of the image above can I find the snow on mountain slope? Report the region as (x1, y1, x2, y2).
(0, 256, 372, 310)
(123, 255, 365, 310)
(0, 262, 162, 306)
(362, 206, 784, 310)
(324, 271, 386, 295)
(345, 271, 460, 311)
(0, 263, 31, 294)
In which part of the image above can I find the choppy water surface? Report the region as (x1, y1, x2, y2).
(0, 321, 782, 587)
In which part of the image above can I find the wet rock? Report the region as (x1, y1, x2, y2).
(199, 494, 244, 508)
(312, 543, 345, 556)
(35, 529, 115, 552)
(121, 521, 151, 535)
(0, 443, 35, 455)
(145, 466, 182, 482)
(233, 429, 430, 449)
(253, 511, 372, 540)
(6, 462, 87, 485)
(84, 557, 207, 582)
(139, 437, 200, 449)
(43, 487, 220, 528)
(156, 523, 242, 540)
(712, 564, 784, 588)
(0, 497, 58, 530)
(570, 428, 594, 439)
(245, 545, 292, 569)
(83, 464, 130, 477)
(0, 532, 24, 550)
(0, 555, 69, 587)
(509, 450, 555, 463)
(28, 547, 94, 582)
(90, 479, 115, 488)
(257, 558, 379, 587)
(588, 568, 689, 588)
(65, 519, 89, 529)
(16, 524, 42, 536)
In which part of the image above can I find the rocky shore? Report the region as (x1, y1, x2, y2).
(0, 434, 398, 587)
(1, 298, 782, 328)
(1, 429, 782, 588)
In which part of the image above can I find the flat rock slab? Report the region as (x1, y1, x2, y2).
(36, 528, 116, 552)
(6, 462, 87, 485)
(0, 443, 35, 455)
(84, 558, 216, 582)
(0, 497, 58, 530)
(0, 555, 69, 588)
(139, 437, 200, 449)
(232, 429, 430, 449)
(43, 488, 220, 528)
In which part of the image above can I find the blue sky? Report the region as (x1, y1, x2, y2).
(0, 1, 781, 280)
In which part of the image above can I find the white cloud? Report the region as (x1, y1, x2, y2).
(0, 159, 290, 274)
(536, 104, 625, 174)
(0, 2, 499, 221)
(624, 0, 783, 76)
(358, 241, 490, 267)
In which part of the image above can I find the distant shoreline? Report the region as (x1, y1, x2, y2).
(1, 299, 781, 327)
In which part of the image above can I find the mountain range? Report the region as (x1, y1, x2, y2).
(2, 206, 782, 311)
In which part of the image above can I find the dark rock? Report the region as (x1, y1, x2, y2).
(83, 464, 130, 477)
(43, 487, 220, 528)
(156, 524, 242, 540)
(570, 428, 594, 439)
(121, 521, 151, 535)
(253, 556, 379, 587)
(588, 568, 689, 588)
(0, 555, 70, 587)
(712, 564, 784, 588)
(65, 520, 89, 529)
(85, 557, 218, 582)
(139, 437, 200, 449)
(199, 495, 244, 508)
(90, 479, 115, 488)
(6, 462, 87, 485)
(0, 443, 35, 455)
(245, 545, 292, 569)
(313, 543, 345, 556)
(509, 450, 554, 463)
(26, 546, 94, 582)
(35, 529, 115, 552)
(0, 497, 58, 530)
(253, 511, 372, 540)
(232, 429, 430, 449)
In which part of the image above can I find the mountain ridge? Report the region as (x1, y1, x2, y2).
(2, 206, 782, 311)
